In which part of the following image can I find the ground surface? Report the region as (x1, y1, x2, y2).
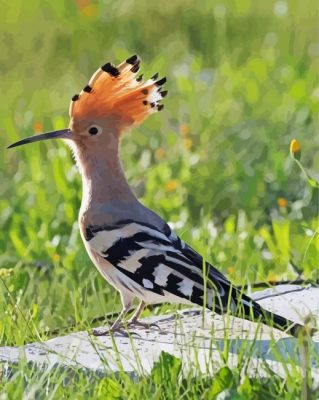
(1, 285, 319, 388)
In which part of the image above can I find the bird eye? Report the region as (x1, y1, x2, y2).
(88, 125, 102, 135)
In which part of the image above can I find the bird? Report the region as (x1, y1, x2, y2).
(8, 54, 307, 337)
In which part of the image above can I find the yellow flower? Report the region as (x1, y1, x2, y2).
(277, 197, 288, 208)
(166, 180, 178, 192)
(183, 138, 192, 150)
(290, 139, 301, 160)
(52, 254, 60, 263)
(227, 266, 235, 275)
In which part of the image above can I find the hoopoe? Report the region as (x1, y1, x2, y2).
(8, 55, 305, 337)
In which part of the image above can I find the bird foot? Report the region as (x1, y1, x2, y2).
(92, 320, 129, 337)
(127, 319, 161, 330)
(92, 319, 160, 336)
(92, 328, 119, 337)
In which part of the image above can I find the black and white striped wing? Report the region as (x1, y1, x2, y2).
(86, 219, 240, 313)
(85, 219, 306, 336)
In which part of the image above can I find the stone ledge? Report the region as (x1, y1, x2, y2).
(1, 285, 319, 384)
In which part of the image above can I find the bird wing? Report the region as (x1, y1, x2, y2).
(86, 219, 241, 313)
(85, 218, 304, 336)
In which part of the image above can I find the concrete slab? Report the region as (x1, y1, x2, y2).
(1, 285, 319, 384)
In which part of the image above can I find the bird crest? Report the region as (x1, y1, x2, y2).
(69, 55, 167, 130)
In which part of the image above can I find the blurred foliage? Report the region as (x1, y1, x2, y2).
(0, 0, 318, 345)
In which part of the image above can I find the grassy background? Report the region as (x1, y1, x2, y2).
(0, 0, 318, 397)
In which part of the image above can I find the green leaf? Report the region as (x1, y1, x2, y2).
(272, 219, 290, 262)
(238, 376, 253, 397)
(94, 377, 122, 399)
(208, 366, 234, 397)
(151, 351, 182, 387)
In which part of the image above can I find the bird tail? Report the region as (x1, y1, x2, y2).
(69, 55, 167, 130)
(224, 288, 307, 338)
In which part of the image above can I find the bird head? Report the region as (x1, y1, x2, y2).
(8, 55, 167, 151)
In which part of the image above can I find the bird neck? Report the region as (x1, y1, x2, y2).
(73, 137, 136, 212)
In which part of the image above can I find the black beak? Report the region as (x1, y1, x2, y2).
(7, 129, 71, 149)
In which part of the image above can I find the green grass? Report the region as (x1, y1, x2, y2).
(0, 0, 319, 398)
(1, 332, 318, 399)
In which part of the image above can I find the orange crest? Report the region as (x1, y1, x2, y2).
(70, 55, 167, 130)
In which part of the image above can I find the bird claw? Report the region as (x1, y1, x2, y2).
(92, 320, 160, 337)
(92, 328, 122, 337)
(92, 323, 144, 338)
(127, 320, 161, 330)
(92, 320, 127, 337)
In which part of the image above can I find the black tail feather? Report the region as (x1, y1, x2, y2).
(207, 285, 311, 337)
(232, 291, 309, 338)
(256, 305, 303, 337)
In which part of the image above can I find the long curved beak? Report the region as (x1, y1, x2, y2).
(7, 129, 71, 149)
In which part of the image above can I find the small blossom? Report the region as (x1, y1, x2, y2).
(76, 0, 97, 17)
(52, 254, 60, 263)
(277, 197, 288, 208)
(155, 148, 165, 159)
(180, 124, 190, 136)
(227, 266, 235, 275)
(183, 138, 192, 150)
(290, 139, 301, 160)
(34, 121, 43, 133)
(166, 180, 178, 192)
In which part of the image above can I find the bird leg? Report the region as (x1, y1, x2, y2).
(127, 300, 145, 324)
(93, 300, 160, 336)
(127, 301, 161, 330)
(93, 302, 132, 336)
